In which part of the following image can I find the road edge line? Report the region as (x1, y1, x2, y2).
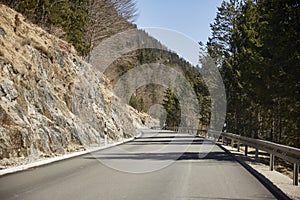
(218, 143, 291, 200)
(0, 130, 143, 176)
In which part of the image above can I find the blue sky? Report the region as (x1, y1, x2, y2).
(135, 0, 224, 66)
(135, 0, 224, 44)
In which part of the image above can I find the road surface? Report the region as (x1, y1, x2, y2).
(0, 129, 276, 200)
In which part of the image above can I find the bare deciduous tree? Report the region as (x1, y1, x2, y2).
(86, 0, 137, 53)
(112, 0, 138, 22)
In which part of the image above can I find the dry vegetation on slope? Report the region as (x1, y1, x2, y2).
(0, 4, 151, 168)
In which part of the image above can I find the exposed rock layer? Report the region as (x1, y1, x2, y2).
(0, 4, 150, 166)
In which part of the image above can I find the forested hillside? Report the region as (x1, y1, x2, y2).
(106, 43, 211, 129)
(0, 0, 136, 56)
(207, 0, 299, 147)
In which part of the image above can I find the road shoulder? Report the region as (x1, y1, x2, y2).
(220, 144, 300, 200)
(0, 131, 143, 176)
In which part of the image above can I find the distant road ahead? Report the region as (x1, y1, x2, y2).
(0, 130, 276, 200)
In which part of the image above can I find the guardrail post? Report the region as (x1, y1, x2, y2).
(104, 134, 108, 145)
(293, 164, 299, 186)
(255, 148, 259, 162)
(194, 129, 300, 187)
(270, 154, 274, 171)
(245, 145, 248, 156)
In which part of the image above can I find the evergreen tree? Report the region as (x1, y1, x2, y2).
(208, 0, 300, 147)
(162, 88, 181, 128)
(207, 0, 243, 134)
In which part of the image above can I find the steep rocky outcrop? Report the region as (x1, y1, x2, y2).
(0, 4, 151, 168)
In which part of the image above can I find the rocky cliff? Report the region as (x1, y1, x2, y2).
(0, 4, 151, 168)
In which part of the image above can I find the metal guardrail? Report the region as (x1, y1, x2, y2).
(219, 132, 300, 186)
(168, 127, 300, 186)
(221, 132, 300, 165)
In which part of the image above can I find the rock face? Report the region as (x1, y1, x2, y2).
(0, 4, 151, 166)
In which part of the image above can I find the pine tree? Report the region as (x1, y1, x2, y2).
(207, 0, 243, 134)
(208, 0, 300, 147)
(162, 88, 181, 128)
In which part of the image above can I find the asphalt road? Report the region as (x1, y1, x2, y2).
(0, 129, 276, 200)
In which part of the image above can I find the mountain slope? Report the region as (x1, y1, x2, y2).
(0, 4, 150, 168)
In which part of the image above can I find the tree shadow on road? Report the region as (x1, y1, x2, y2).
(83, 151, 235, 162)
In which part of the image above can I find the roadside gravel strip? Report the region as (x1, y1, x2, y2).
(0, 133, 142, 176)
(221, 144, 300, 200)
